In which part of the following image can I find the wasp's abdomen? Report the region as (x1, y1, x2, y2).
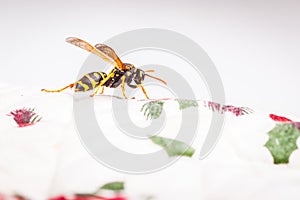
(75, 72, 107, 92)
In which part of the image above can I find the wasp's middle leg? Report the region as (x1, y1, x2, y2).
(120, 76, 128, 99)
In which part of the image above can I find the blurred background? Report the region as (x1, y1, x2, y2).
(1, 1, 300, 200)
(0, 0, 300, 116)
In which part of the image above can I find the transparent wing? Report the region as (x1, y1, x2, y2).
(65, 37, 118, 67)
(95, 43, 124, 69)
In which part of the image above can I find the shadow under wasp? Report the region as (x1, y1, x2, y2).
(41, 37, 167, 99)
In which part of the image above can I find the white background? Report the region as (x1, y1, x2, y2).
(1, 1, 300, 199)
(0, 0, 299, 116)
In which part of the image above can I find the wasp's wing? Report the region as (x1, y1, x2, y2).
(95, 43, 125, 70)
(66, 37, 117, 67)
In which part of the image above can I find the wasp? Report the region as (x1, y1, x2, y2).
(41, 37, 167, 99)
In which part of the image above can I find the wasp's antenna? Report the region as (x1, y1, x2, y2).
(145, 74, 167, 85)
(145, 70, 155, 73)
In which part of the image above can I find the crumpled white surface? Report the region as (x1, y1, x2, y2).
(1, 86, 300, 200)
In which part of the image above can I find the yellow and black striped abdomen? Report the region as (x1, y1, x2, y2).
(75, 72, 107, 92)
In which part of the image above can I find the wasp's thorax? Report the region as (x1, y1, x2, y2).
(123, 63, 135, 70)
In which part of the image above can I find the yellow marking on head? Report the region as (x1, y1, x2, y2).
(140, 71, 142, 77)
(77, 81, 90, 91)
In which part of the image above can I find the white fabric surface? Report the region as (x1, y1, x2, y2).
(0, 86, 300, 200)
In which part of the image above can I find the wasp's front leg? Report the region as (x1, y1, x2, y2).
(137, 84, 149, 99)
(128, 83, 149, 99)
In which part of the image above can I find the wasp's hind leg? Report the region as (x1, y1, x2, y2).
(90, 73, 114, 97)
(41, 83, 75, 93)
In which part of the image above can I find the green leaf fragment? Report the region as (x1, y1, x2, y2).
(150, 136, 195, 157)
(264, 123, 300, 164)
(141, 101, 164, 120)
(176, 99, 198, 110)
(30, 115, 42, 123)
(100, 181, 124, 191)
